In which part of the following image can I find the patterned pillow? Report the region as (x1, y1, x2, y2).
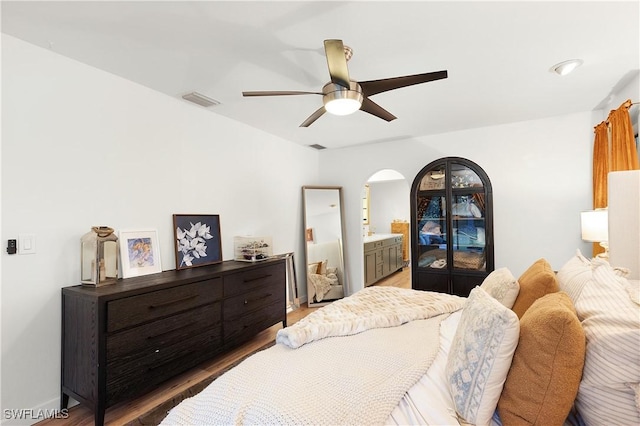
(558, 255, 640, 425)
(480, 267, 520, 308)
(511, 258, 558, 318)
(446, 287, 520, 426)
(498, 292, 585, 425)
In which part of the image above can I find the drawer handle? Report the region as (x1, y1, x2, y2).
(148, 295, 197, 310)
(244, 293, 273, 305)
(243, 274, 271, 283)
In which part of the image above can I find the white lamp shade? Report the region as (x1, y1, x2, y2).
(581, 209, 608, 242)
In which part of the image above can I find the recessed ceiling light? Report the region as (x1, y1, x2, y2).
(550, 59, 584, 76)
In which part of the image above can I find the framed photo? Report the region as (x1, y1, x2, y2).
(173, 214, 222, 270)
(305, 228, 315, 243)
(119, 229, 163, 278)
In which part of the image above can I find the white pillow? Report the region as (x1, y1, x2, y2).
(480, 267, 520, 308)
(556, 249, 592, 301)
(446, 286, 520, 426)
(557, 253, 640, 426)
(557, 249, 630, 301)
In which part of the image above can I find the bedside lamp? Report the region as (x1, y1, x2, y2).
(581, 208, 609, 258)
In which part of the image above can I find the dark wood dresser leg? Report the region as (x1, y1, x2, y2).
(60, 392, 69, 410)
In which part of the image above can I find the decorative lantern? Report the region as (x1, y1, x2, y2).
(81, 226, 119, 286)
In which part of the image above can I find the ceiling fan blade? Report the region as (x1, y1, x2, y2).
(300, 106, 326, 127)
(360, 97, 397, 122)
(359, 70, 448, 97)
(324, 39, 351, 88)
(243, 90, 322, 97)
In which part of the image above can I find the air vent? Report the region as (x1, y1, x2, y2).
(181, 92, 220, 107)
(309, 144, 327, 150)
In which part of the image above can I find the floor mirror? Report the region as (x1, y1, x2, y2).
(302, 186, 348, 306)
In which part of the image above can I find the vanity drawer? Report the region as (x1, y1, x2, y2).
(106, 302, 221, 360)
(364, 240, 385, 251)
(223, 263, 285, 298)
(107, 279, 222, 332)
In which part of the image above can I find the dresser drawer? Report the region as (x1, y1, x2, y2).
(223, 284, 284, 321)
(106, 302, 221, 361)
(106, 330, 220, 405)
(107, 279, 222, 332)
(223, 263, 285, 298)
(224, 301, 285, 345)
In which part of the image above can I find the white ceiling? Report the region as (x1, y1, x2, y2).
(2, 1, 639, 150)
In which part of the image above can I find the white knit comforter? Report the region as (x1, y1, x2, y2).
(161, 287, 465, 426)
(277, 286, 466, 348)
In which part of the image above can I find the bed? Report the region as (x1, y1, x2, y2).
(161, 251, 640, 426)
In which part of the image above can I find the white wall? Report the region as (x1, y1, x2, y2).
(367, 179, 410, 235)
(0, 35, 318, 423)
(319, 112, 600, 294)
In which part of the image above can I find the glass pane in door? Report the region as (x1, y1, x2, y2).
(416, 195, 447, 269)
(450, 164, 483, 189)
(451, 194, 486, 271)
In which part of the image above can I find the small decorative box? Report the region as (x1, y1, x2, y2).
(234, 236, 273, 262)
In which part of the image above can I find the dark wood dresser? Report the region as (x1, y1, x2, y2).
(61, 258, 286, 426)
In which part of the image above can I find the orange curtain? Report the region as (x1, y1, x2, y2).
(591, 99, 639, 256)
(592, 122, 609, 256)
(609, 99, 640, 171)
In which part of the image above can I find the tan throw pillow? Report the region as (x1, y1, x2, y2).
(511, 258, 559, 318)
(317, 259, 328, 275)
(498, 292, 585, 426)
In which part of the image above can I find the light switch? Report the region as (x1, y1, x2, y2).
(18, 234, 36, 255)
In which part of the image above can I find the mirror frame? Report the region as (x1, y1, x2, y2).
(302, 186, 348, 306)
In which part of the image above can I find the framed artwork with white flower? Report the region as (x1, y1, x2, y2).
(119, 229, 163, 278)
(173, 214, 222, 270)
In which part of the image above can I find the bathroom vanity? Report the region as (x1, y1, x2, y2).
(363, 234, 404, 286)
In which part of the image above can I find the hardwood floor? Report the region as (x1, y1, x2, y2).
(39, 266, 411, 425)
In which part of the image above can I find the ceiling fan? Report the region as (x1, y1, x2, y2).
(242, 39, 448, 127)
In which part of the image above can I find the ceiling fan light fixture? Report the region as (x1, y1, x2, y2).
(550, 59, 584, 76)
(324, 97, 362, 115)
(322, 82, 363, 116)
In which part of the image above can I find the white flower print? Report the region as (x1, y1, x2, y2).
(176, 221, 214, 267)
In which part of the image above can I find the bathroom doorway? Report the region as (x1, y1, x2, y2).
(362, 169, 411, 287)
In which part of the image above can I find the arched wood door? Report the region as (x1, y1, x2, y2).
(410, 157, 494, 297)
